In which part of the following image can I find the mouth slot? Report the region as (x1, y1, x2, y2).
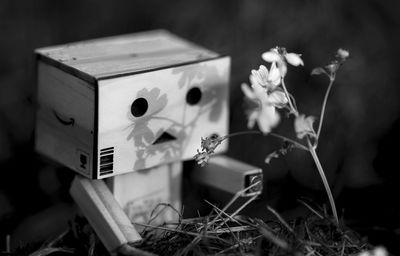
(152, 131, 177, 145)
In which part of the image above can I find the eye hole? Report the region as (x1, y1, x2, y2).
(186, 87, 202, 105)
(131, 97, 148, 117)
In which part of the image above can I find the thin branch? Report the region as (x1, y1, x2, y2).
(223, 130, 308, 152)
(224, 130, 263, 138)
(289, 93, 298, 112)
(266, 206, 295, 234)
(297, 199, 324, 220)
(229, 193, 259, 219)
(256, 219, 290, 250)
(220, 218, 245, 256)
(270, 133, 308, 151)
(204, 200, 241, 225)
(281, 78, 298, 116)
(209, 180, 261, 226)
(133, 222, 230, 243)
(307, 138, 339, 226)
(316, 77, 335, 140)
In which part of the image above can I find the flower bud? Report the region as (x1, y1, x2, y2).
(285, 53, 304, 66)
(337, 48, 349, 59)
(262, 50, 281, 63)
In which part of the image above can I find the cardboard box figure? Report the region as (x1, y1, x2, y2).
(35, 30, 262, 253)
(35, 30, 229, 178)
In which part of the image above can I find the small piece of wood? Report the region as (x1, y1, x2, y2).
(191, 155, 263, 196)
(69, 175, 141, 252)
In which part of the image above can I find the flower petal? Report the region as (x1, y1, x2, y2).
(251, 65, 271, 87)
(251, 83, 269, 102)
(241, 83, 256, 100)
(247, 111, 258, 129)
(257, 105, 280, 134)
(285, 53, 304, 66)
(268, 91, 288, 107)
(294, 114, 316, 139)
(262, 50, 281, 63)
(249, 74, 258, 86)
(279, 62, 287, 78)
(251, 69, 265, 87)
(259, 65, 269, 82)
(267, 62, 281, 86)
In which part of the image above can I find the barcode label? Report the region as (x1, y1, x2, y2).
(99, 147, 114, 176)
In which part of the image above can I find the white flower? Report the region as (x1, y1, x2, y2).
(241, 83, 287, 134)
(294, 114, 316, 139)
(357, 247, 388, 256)
(372, 247, 388, 256)
(250, 63, 281, 90)
(262, 47, 304, 77)
(268, 90, 288, 109)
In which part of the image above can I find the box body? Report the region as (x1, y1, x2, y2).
(107, 162, 182, 226)
(35, 30, 230, 179)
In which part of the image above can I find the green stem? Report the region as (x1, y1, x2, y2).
(222, 131, 308, 151)
(281, 78, 298, 117)
(270, 133, 308, 151)
(307, 138, 339, 226)
(316, 76, 335, 141)
(223, 130, 263, 139)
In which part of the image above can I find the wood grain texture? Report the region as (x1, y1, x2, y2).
(97, 57, 230, 177)
(36, 30, 219, 81)
(70, 175, 141, 252)
(192, 155, 263, 196)
(35, 61, 95, 177)
(35, 30, 230, 179)
(107, 162, 182, 227)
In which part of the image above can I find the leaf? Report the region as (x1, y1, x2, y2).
(265, 151, 279, 164)
(311, 67, 327, 76)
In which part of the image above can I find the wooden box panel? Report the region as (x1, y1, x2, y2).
(35, 30, 230, 179)
(35, 30, 219, 82)
(35, 62, 95, 177)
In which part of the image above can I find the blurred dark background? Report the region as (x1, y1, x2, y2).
(1, 0, 400, 253)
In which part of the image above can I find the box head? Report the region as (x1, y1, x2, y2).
(35, 30, 230, 178)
